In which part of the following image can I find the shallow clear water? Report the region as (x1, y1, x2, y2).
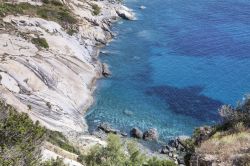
(86, 0, 250, 141)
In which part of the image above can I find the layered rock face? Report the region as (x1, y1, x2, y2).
(1, 15, 100, 133)
(0, 0, 134, 150)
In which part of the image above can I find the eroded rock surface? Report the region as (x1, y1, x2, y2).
(0, 0, 134, 152)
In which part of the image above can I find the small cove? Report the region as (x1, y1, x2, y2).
(86, 0, 250, 142)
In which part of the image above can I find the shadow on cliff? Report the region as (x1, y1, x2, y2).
(145, 85, 223, 121)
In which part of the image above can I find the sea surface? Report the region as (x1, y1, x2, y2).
(86, 0, 250, 142)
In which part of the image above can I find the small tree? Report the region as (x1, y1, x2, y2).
(126, 141, 146, 166)
(84, 134, 126, 166)
(219, 96, 250, 127)
(84, 134, 176, 166)
(0, 101, 46, 166)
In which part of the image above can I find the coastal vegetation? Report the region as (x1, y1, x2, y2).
(0, 101, 46, 165)
(0, 1, 77, 28)
(31, 37, 49, 49)
(40, 157, 66, 166)
(182, 97, 250, 165)
(0, 0, 249, 165)
(0, 100, 176, 166)
(84, 134, 176, 166)
(47, 130, 81, 156)
(0, 100, 79, 165)
(91, 3, 101, 16)
(1, 95, 249, 165)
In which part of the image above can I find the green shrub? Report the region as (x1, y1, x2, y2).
(40, 157, 66, 166)
(0, 2, 77, 28)
(0, 100, 83, 166)
(84, 134, 127, 166)
(46, 130, 80, 155)
(32, 37, 49, 48)
(147, 157, 176, 166)
(36, 7, 77, 24)
(91, 4, 101, 15)
(67, 29, 78, 36)
(50, 0, 63, 6)
(126, 141, 146, 165)
(219, 96, 250, 129)
(0, 3, 24, 16)
(0, 101, 46, 166)
(36, 8, 50, 19)
(84, 134, 176, 166)
(0, 2, 36, 17)
(182, 138, 195, 152)
(42, 0, 50, 4)
(57, 11, 77, 24)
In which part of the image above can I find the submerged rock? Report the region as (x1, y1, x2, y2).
(139, 6, 146, 9)
(123, 109, 133, 116)
(97, 122, 127, 137)
(102, 63, 111, 77)
(130, 127, 143, 139)
(98, 122, 118, 134)
(143, 128, 159, 141)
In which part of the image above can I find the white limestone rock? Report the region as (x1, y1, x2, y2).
(116, 6, 135, 20)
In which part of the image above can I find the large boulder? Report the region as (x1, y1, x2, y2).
(130, 127, 143, 139)
(116, 6, 135, 20)
(102, 63, 111, 77)
(143, 128, 159, 141)
(98, 122, 118, 134)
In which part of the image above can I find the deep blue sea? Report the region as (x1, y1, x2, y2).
(86, 0, 250, 142)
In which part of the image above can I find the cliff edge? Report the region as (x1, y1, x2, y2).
(0, 0, 134, 163)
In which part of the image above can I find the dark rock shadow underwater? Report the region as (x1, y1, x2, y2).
(145, 85, 223, 122)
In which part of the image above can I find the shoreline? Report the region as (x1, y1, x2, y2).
(0, 0, 135, 152)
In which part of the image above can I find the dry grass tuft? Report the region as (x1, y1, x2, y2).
(196, 129, 250, 164)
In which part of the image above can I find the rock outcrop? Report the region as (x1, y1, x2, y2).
(102, 63, 111, 77)
(130, 127, 143, 139)
(0, 0, 134, 157)
(143, 128, 159, 141)
(98, 122, 118, 134)
(116, 6, 135, 20)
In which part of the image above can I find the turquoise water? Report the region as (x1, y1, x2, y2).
(86, 0, 250, 141)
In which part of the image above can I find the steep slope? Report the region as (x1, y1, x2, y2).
(0, 0, 134, 155)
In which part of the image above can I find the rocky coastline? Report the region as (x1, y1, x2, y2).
(0, 0, 135, 163)
(0, 1, 217, 165)
(92, 121, 190, 165)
